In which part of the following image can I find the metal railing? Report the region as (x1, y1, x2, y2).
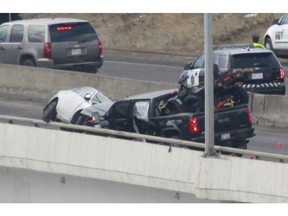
(1, 114, 288, 163)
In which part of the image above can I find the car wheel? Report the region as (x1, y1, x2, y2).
(264, 37, 273, 51)
(42, 101, 57, 122)
(22, 59, 36, 67)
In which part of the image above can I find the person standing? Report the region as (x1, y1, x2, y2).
(251, 34, 265, 48)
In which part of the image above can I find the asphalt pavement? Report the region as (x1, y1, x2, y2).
(104, 49, 194, 67)
(104, 49, 288, 68)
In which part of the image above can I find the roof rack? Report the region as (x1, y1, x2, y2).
(213, 43, 252, 50)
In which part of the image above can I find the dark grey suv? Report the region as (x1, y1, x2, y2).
(0, 18, 103, 73)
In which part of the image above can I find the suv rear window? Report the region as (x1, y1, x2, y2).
(49, 22, 98, 42)
(231, 53, 280, 68)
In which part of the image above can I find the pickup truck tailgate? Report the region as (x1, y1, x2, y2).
(150, 104, 254, 147)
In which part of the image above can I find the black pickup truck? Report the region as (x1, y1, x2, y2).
(79, 89, 255, 150)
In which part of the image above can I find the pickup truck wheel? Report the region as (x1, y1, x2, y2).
(42, 101, 57, 122)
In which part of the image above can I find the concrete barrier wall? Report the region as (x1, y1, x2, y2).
(195, 156, 288, 203)
(250, 93, 265, 125)
(0, 123, 199, 195)
(1, 122, 288, 202)
(0, 64, 177, 101)
(250, 93, 288, 128)
(258, 95, 288, 128)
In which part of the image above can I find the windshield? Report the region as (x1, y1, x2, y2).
(92, 92, 112, 104)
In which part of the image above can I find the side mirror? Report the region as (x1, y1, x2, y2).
(84, 93, 92, 101)
(184, 62, 194, 70)
(272, 19, 279, 25)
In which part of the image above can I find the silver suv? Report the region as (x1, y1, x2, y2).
(0, 18, 103, 73)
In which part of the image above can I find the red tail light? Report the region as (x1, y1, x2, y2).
(91, 116, 97, 122)
(248, 108, 252, 123)
(44, 42, 52, 59)
(98, 39, 103, 57)
(280, 67, 285, 79)
(56, 26, 72, 31)
(224, 76, 232, 82)
(189, 118, 199, 133)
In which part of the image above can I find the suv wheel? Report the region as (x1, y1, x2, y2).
(22, 59, 36, 67)
(264, 37, 273, 51)
(86, 65, 98, 74)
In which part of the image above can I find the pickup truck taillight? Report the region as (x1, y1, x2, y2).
(189, 118, 199, 133)
(280, 67, 285, 79)
(248, 108, 252, 123)
(44, 42, 52, 59)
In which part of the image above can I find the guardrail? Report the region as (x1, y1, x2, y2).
(1, 114, 288, 163)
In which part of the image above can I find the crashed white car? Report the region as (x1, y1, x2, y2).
(42, 87, 112, 124)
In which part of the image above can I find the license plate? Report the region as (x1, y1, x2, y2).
(252, 73, 263, 80)
(71, 48, 81, 55)
(221, 133, 230, 140)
